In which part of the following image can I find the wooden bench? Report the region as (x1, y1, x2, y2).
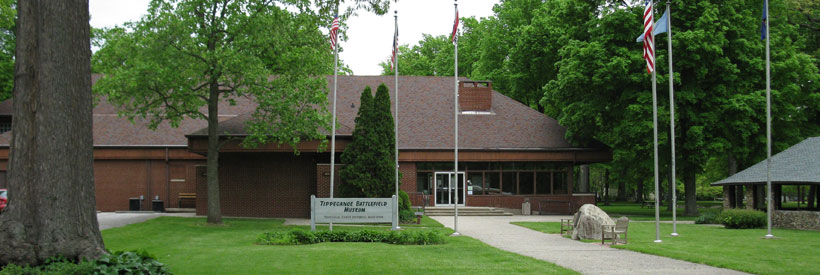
(641, 201, 655, 208)
(602, 217, 629, 245)
(178, 193, 196, 208)
(560, 218, 574, 236)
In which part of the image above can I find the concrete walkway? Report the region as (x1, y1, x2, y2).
(97, 212, 194, 230)
(432, 215, 747, 275)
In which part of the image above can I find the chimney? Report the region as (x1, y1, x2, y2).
(459, 81, 492, 112)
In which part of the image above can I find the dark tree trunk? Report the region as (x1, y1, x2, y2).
(579, 165, 589, 193)
(603, 169, 610, 206)
(617, 169, 627, 201)
(684, 169, 698, 215)
(206, 81, 222, 224)
(807, 185, 817, 210)
(0, 0, 105, 265)
(636, 180, 644, 203)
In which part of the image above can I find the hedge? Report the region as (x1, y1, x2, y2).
(256, 229, 445, 246)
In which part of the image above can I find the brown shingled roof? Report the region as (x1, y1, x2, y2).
(189, 76, 593, 151)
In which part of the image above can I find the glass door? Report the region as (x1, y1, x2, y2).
(434, 172, 465, 206)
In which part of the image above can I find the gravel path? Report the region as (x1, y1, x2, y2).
(431, 215, 748, 275)
(97, 212, 195, 230)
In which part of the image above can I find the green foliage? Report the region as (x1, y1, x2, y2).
(399, 190, 411, 212)
(0, 251, 170, 275)
(256, 229, 445, 246)
(694, 211, 721, 224)
(339, 87, 376, 197)
(718, 209, 767, 229)
(399, 210, 415, 223)
(339, 84, 400, 198)
(0, 0, 14, 101)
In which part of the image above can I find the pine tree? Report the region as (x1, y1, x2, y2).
(339, 86, 376, 197)
(371, 84, 398, 198)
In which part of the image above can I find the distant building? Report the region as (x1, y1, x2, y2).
(0, 75, 611, 217)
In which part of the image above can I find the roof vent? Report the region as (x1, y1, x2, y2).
(459, 81, 492, 112)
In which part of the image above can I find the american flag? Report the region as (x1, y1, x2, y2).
(451, 6, 459, 44)
(391, 21, 399, 71)
(330, 15, 340, 50)
(642, 0, 655, 74)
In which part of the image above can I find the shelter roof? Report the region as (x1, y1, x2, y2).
(712, 137, 820, 186)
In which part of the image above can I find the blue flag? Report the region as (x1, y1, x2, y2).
(761, 0, 768, 40)
(636, 9, 669, 43)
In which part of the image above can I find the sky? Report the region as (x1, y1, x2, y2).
(88, 0, 501, 76)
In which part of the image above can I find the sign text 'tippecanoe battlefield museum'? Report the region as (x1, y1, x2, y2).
(0, 75, 611, 217)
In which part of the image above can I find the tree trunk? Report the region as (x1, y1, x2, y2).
(636, 180, 644, 203)
(684, 170, 698, 215)
(603, 169, 610, 206)
(579, 165, 589, 193)
(206, 81, 222, 224)
(807, 185, 816, 210)
(0, 0, 105, 265)
(617, 169, 626, 201)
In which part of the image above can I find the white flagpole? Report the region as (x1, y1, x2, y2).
(667, 0, 678, 237)
(393, 10, 401, 231)
(329, 12, 340, 232)
(764, 0, 774, 239)
(452, 0, 461, 237)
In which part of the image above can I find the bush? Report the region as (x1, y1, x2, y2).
(694, 211, 721, 224)
(256, 229, 445, 245)
(399, 190, 411, 212)
(0, 251, 170, 275)
(399, 209, 415, 223)
(717, 209, 767, 229)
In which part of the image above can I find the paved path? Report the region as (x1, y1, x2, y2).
(432, 215, 747, 275)
(97, 212, 194, 230)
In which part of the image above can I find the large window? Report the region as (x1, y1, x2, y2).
(502, 172, 517, 195)
(417, 172, 432, 194)
(553, 172, 568, 194)
(536, 172, 551, 194)
(519, 172, 534, 195)
(468, 172, 483, 195)
(415, 162, 570, 196)
(487, 172, 501, 194)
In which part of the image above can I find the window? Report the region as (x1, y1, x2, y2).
(518, 172, 534, 195)
(468, 172, 483, 195)
(553, 172, 568, 194)
(486, 172, 501, 194)
(416, 172, 432, 194)
(536, 172, 551, 194)
(502, 172, 517, 195)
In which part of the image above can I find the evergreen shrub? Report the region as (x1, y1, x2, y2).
(0, 251, 170, 275)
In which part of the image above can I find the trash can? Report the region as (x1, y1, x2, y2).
(129, 198, 141, 211)
(152, 200, 165, 212)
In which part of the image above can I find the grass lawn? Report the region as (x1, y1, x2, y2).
(598, 201, 722, 221)
(102, 217, 576, 274)
(514, 221, 820, 275)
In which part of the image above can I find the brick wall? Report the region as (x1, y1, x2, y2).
(197, 152, 316, 218)
(406, 193, 595, 215)
(94, 159, 201, 211)
(316, 164, 341, 198)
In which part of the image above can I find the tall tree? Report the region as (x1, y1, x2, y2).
(339, 87, 377, 197)
(371, 83, 397, 197)
(0, 0, 106, 265)
(93, 0, 390, 225)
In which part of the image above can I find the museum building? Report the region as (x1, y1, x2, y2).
(0, 75, 611, 217)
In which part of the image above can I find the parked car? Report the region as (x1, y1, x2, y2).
(0, 189, 7, 213)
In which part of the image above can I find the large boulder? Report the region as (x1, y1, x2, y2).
(572, 204, 614, 240)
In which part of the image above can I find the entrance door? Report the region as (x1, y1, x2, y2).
(434, 172, 465, 206)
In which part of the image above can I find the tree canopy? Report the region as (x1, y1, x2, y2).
(93, 0, 392, 224)
(387, 0, 820, 207)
